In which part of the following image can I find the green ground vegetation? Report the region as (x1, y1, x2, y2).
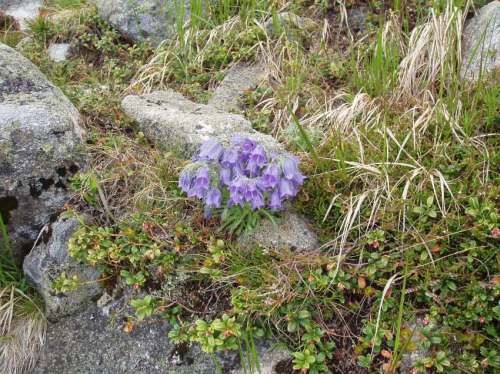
(1, 0, 498, 372)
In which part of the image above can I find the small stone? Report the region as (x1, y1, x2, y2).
(238, 211, 319, 252)
(47, 43, 71, 62)
(209, 62, 268, 112)
(347, 6, 369, 33)
(399, 317, 431, 372)
(461, 1, 500, 80)
(23, 217, 102, 321)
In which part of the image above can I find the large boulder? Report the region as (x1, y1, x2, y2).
(23, 217, 102, 321)
(33, 304, 216, 374)
(0, 43, 86, 261)
(461, 1, 500, 80)
(93, 0, 187, 46)
(34, 291, 290, 373)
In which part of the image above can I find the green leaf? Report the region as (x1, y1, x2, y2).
(298, 310, 311, 319)
(287, 321, 298, 333)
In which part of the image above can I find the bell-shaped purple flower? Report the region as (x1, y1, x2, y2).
(220, 167, 232, 186)
(229, 176, 245, 205)
(188, 166, 210, 198)
(178, 169, 193, 193)
(221, 148, 239, 168)
(249, 145, 267, 166)
(278, 178, 296, 199)
(247, 144, 267, 176)
(246, 160, 260, 177)
(194, 166, 210, 188)
(292, 172, 305, 185)
(249, 190, 265, 209)
(198, 139, 224, 161)
(258, 164, 280, 190)
(205, 187, 222, 208)
(282, 155, 300, 180)
(268, 189, 282, 211)
(188, 184, 208, 199)
(242, 178, 264, 210)
(232, 136, 256, 158)
(179, 136, 305, 216)
(203, 207, 213, 219)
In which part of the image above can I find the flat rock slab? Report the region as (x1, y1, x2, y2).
(0, 42, 86, 261)
(209, 62, 268, 112)
(33, 305, 216, 374)
(122, 90, 283, 158)
(461, 1, 500, 80)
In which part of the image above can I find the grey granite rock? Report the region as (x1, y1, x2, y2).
(0, 0, 41, 30)
(461, 1, 500, 80)
(209, 62, 268, 112)
(238, 210, 319, 252)
(33, 289, 290, 374)
(93, 0, 188, 46)
(0, 43, 86, 262)
(122, 90, 283, 158)
(23, 217, 102, 321)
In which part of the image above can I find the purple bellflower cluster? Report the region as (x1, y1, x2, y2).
(178, 137, 305, 215)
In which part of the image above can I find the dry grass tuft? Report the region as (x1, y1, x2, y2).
(130, 16, 249, 93)
(74, 136, 186, 225)
(303, 92, 381, 135)
(396, 3, 466, 99)
(0, 286, 46, 374)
